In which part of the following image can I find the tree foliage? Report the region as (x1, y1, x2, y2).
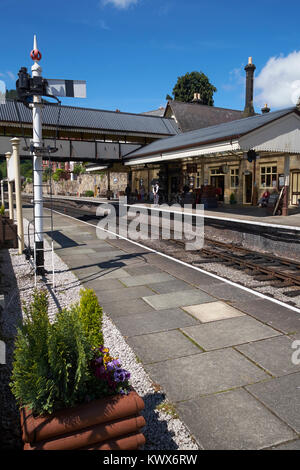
(167, 71, 217, 105)
(0, 158, 33, 180)
(5, 89, 18, 100)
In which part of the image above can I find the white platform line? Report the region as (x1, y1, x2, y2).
(125, 203, 300, 232)
(48, 207, 300, 315)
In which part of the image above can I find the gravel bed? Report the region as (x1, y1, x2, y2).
(1, 218, 199, 451)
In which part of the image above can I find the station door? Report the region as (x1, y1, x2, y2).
(291, 172, 300, 205)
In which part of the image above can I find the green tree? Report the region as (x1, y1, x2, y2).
(167, 71, 217, 105)
(20, 160, 33, 179)
(6, 89, 18, 100)
(73, 164, 86, 176)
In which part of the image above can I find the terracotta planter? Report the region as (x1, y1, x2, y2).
(20, 391, 146, 450)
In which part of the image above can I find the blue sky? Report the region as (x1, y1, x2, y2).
(1, 0, 300, 114)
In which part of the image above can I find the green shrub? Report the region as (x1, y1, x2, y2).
(73, 164, 86, 176)
(230, 192, 237, 204)
(10, 289, 106, 416)
(76, 288, 103, 348)
(0, 204, 5, 215)
(83, 190, 94, 197)
(10, 290, 52, 414)
(52, 168, 69, 182)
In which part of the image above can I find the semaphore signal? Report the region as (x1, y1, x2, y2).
(15, 35, 86, 275)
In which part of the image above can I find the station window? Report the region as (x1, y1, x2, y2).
(260, 165, 277, 188)
(210, 168, 224, 175)
(230, 168, 239, 188)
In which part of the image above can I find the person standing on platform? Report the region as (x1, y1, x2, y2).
(153, 182, 159, 205)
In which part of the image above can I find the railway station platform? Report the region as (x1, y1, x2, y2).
(23, 193, 300, 230)
(21, 205, 300, 450)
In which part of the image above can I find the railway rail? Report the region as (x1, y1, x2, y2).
(167, 237, 300, 296)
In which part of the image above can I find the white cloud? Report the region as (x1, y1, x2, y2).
(6, 71, 15, 81)
(0, 80, 6, 93)
(102, 0, 138, 8)
(222, 65, 244, 92)
(255, 51, 300, 108)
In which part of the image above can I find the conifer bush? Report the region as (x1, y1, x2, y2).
(10, 288, 130, 416)
(76, 288, 103, 348)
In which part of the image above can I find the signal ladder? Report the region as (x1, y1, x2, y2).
(26, 150, 55, 289)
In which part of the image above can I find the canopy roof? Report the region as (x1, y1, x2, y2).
(125, 107, 300, 164)
(0, 100, 178, 137)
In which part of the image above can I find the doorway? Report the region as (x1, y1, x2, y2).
(210, 175, 225, 201)
(291, 171, 300, 205)
(244, 173, 252, 204)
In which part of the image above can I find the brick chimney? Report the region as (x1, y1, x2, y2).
(261, 103, 270, 114)
(243, 57, 256, 117)
(191, 93, 202, 103)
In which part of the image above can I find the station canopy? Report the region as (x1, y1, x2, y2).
(124, 107, 300, 165)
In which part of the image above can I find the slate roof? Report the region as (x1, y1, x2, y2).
(0, 100, 178, 136)
(141, 107, 166, 117)
(125, 107, 296, 160)
(165, 100, 244, 132)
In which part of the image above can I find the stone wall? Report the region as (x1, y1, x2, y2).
(24, 172, 128, 197)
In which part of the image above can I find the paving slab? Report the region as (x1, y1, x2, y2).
(101, 298, 154, 318)
(143, 289, 214, 311)
(200, 283, 257, 303)
(85, 251, 126, 260)
(236, 335, 300, 377)
(182, 316, 280, 351)
(176, 389, 296, 450)
(81, 240, 114, 249)
(234, 298, 300, 334)
(95, 285, 155, 304)
(182, 301, 245, 323)
(69, 248, 96, 254)
(270, 439, 300, 450)
(71, 266, 131, 282)
(124, 265, 163, 276)
(82, 278, 125, 292)
(144, 348, 268, 402)
(112, 308, 198, 337)
(70, 266, 101, 281)
(146, 279, 192, 294)
(246, 372, 300, 432)
(92, 267, 131, 279)
(121, 272, 175, 287)
(127, 330, 201, 364)
(96, 260, 127, 269)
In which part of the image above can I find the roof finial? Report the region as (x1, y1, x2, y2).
(30, 34, 42, 62)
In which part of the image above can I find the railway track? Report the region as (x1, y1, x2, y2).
(23, 195, 300, 301)
(168, 237, 300, 295)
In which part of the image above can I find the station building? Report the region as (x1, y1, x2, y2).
(124, 106, 300, 207)
(125, 59, 300, 208)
